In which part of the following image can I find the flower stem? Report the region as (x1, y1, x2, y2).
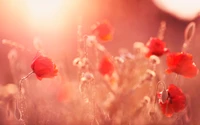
(174, 74, 181, 87)
(77, 16, 83, 57)
(157, 21, 166, 40)
(19, 71, 34, 92)
(102, 80, 117, 97)
(17, 71, 34, 124)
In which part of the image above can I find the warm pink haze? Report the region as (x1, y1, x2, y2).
(0, 0, 199, 125)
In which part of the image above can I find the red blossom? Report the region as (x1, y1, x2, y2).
(166, 52, 199, 78)
(158, 84, 186, 117)
(146, 37, 169, 57)
(98, 56, 114, 76)
(31, 54, 58, 80)
(92, 20, 113, 41)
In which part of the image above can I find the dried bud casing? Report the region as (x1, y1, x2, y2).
(73, 57, 89, 69)
(149, 55, 160, 65)
(81, 72, 94, 83)
(144, 69, 156, 81)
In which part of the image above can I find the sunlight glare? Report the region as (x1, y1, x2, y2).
(26, 0, 63, 19)
(153, 0, 200, 20)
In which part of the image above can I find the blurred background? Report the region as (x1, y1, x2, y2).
(0, 0, 200, 124)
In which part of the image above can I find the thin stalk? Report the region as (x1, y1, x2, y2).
(17, 71, 34, 125)
(19, 71, 34, 93)
(157, 21, 166, 40)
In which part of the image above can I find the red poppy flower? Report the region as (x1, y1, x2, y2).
(166, 52, 199, 78)
(98, 56, 114, 76)
(92, 20, 113, 41)
(31, 54, 58, 80)
(146, 37, 169, 57)
(158, 84, 186, 117)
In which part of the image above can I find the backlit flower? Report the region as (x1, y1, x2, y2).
(31, 54, 58, 80)
(146, 37, 169, 57)
(92, 20, 113, 41)
(98, 56, 114, 76)
(158, 84, 186, 117)
(166, 52, 199, 78)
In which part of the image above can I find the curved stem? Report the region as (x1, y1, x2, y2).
(182, 22, 196, 52)
(17, 71, 34, 124)
(19, 71, 34, 93)
(157, 81, 166, 91)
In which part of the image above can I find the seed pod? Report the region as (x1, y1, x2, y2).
(161, 89, 168, 103)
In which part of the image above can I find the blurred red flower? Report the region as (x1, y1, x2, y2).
(146, 37, 169, 57)
(92, 20, 113, 41)
(158, 84, 186, 117)
(98, 56, 114, 76)
(31, 54, 58, 80)
(166, 52, 199, 78)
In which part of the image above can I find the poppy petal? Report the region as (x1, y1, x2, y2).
(166, 52, 198, 78)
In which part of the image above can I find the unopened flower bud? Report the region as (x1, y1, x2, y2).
(80, 58, 89, 69)
(149, 55, 160, 65)
(119, 48, 134, 60)
(81, 72, 94, 83)
(114, 57, 124, 64)
(73, 57, 89, 69)
(96, 43, 106, 52)
(142, 96, 150, 105)
(144, 69, 156, 81)
(73, 57, 81, 66)
(133, 42, 149, 54)
(8, 49, 18, 62)
(85, 35, 97, 47)
(133, 42, 145, 49)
